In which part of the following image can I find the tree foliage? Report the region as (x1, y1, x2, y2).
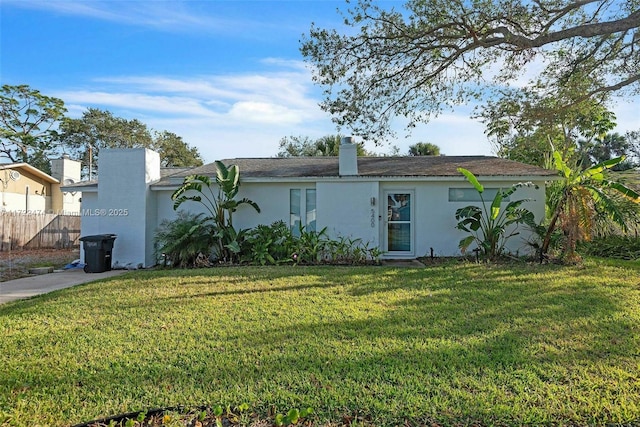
(408, 142, 440, 156)
(151, 131, 203, 168)
(301, 0, 640, 142)
(541, 151, 640, 262)
(0, 84, 67, 173)
(626, 130, 640, 162)
(477, 72, 617, 167)
(579, 132, 636, 170)
(1, 85, 202, 176)
(60, 108, 202, 177)
(277, 134, 370, 157)
(60, 108, 152, 176)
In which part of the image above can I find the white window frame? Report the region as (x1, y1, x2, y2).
(384, 189, 415, 256)
(290, 188, 316, 235)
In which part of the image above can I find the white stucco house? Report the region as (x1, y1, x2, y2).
(63, 139, 558, 268)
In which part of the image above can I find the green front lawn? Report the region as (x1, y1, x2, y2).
(1, 259, 639, 426)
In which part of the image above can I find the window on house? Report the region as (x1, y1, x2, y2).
(290, 189, 301, 233)
(448, 188, 510, 202)
(290, 188, 316, 235)
(306, 189, 316, 232)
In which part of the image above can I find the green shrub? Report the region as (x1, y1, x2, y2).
(455, 167, 535, 259)
(293, 225, 330, 264)
(578, 235, 640, 259)
(242, 221, 380, 266)
(243, 221, 296, 265)
(171, 163, 260, 264)
(324, 235, 382, 264)
(154, 211, 217, 268)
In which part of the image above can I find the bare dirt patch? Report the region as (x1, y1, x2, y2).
(0, 248, 80, 282)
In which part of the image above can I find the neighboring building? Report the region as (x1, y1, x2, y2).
(63, 141, 558, 268)
(0, 156, 82, 214)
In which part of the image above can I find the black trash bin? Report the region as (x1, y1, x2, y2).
(80, 234, 117, 273)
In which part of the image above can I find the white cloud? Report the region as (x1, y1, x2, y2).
(56, 91, 217, 117)
(51, 63, 338, 162)
(92, 62, 320, 114)
(229, 102, 303, 125)
(2, 0, 265, 35)
(48, 55, 638, 164)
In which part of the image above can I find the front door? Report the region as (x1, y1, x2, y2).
(385, 191, 413, 256)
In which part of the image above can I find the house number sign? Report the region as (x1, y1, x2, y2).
(370, 208, 376, 228)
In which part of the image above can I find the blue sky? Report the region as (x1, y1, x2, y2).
(1, 1, 638, 163)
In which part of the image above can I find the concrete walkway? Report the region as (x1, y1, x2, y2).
(0, 269, 129, 305)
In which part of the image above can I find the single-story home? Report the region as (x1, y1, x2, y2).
(63, 139, 558, 267)
(0, 156, 82, 214)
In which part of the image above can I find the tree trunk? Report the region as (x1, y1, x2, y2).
(540, 190, 568, 262)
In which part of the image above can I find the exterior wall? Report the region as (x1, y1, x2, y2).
(317, 181, 379, 247)
(50, 188, 81, 214)
(78, 191, 99, 261)
(235, 182, 296, 229)
(77, 147, 550, 266)
(154, 177, 546, 260)
(80, 148, 160, 268)
(0, 168, 52, 213)
(155, 189, 181, 225)
(154, 181, 298, 232)
(382, 179, 547, 257)
(159, 180, 381, 250)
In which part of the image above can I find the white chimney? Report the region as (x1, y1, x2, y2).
(339, 136, 358, 176)
(50, 154, 81, 183)
(51, 155, 82, 213)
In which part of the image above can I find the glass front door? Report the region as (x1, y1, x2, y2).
(386, 191, 413, 254)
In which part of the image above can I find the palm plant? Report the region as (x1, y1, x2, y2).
(155, 211, 217, 268)
(455, 168, 536, 259)
(540, 151, 640, 261)
(171, 161, 260, 263)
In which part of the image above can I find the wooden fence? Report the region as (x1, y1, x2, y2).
(0, 212, 81, 251)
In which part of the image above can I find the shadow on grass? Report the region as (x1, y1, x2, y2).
(1, 263, 639, 425)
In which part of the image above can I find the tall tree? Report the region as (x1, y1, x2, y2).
(301, 1, 639, 142)
(277, 134, 370, 157)
(0, 84, 67, 173)
(579, 132, 635, 170)
(477, 72, 617, 167)
(151, 131, 203, 168)
(408, 142, 440, 156)
(60, 108, 202, 177)
(59, 108, 153, 178)
(626, 130, 640, 164)
(541, 151, 640, 262)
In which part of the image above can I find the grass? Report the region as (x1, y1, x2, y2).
(1, 259, 639, 426)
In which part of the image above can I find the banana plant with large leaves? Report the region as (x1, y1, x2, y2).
(171, 161, 260, 262)
(540, 152, 640, 261)
(455, 167, 536, 259)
